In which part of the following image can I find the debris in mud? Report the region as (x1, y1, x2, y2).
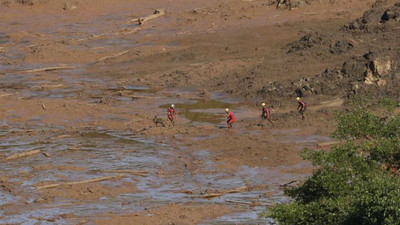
(280, 180, 300, 188)
(329, 40, 353, 55)
(96, 50, 129, 63)
(198, 89, 210, 97)
(0, 176, 13, 194)
(276, 0, 316, 10)
(130, 9, 166, 25)
(287, 32, 328, 54)
(96, 96, 114, 104)
(345, 3, 400, 32)
(36, 174, 126, 189)
(104, 169, 149, 177)
(5, 149, 41, 160)
(63, 2, 76, 10)
(288, 32, 353, 55)
(15, 0, 33, 6)
(200, 186, 248, 199)
(23, 65, 76, 73)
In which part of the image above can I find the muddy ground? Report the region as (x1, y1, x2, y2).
(0, 0, 399, 224)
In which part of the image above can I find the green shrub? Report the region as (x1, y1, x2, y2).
(267, 98, 400, 225)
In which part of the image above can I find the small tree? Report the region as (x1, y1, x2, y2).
(267, 98, 400, 225)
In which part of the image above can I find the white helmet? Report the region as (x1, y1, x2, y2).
(171, 104, 175, 108)
(261, 103, 266, 107)
(225, 108, 229, 112)
(296, 97, 301, 101)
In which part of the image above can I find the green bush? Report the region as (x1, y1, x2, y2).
(267, 98, 400, 225)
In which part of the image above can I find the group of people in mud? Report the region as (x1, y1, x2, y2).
(163, 97, 306, 129)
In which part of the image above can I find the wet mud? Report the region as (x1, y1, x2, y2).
(1, 0, 399, 224)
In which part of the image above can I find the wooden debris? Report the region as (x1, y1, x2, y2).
(42, 152, 51, 157)
(36, 174, 126, 190)
(226, 199, 253, 205)
(200, 186, 248, 199)
(96, 50, 129, 62)
(5, 150, 41, 161)
(280, 180, 298, 187)
(317, 141, 340, 148)
(0, 176, 13, 193)
(130, 9, 166, 25)
(105, 170, 149, 177)
(77, 32, 109, 42)
(24, 65, 75, 73)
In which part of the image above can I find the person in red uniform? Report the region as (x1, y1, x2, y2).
(167, 104, 176, 126)
(296, 97, 306, 120)
(225, 108, 236, 129)
(259, 102, 274, 126)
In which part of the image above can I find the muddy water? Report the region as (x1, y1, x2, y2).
(0, 69, 316, 224)
(0, 127, 309, 224)
(161, 98, 238, 124)
(0, 3, 323, 224)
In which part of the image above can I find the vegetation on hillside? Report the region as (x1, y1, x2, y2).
(267, 97, 400, 225)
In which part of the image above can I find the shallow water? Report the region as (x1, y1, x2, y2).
(160, 98, 239, 123)
(0, 128, 306, 224)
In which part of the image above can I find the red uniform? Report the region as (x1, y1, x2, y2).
(297, 101, 306, 113)
(262, 106, 270, 120)
(297, 100, 306, 120)
(167, 107, 176, 122)
(226, 111, 236, 128)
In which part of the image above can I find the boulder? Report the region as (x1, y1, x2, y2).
(370, 57, 392, 77)
(377, 79, 387, 86)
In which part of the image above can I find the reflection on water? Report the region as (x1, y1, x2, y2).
(160, 99, 237, 123)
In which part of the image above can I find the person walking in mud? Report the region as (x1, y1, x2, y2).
(167, 104, 176, 126)
(225, 108, 236, 129)
(296, 97, 306, 120)
(259, 102, 274, 126)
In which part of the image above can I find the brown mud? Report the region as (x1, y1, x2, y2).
(1, 0, 399, 224)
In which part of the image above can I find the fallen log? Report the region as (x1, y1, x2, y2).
(24, 65, 75, 73)
(130, 9, 165, 25)
(317, 141, 340, 148)
(280, 180, 298, 187)
(105, 170, 149, 177)
(5, 150, 41, 161)
(42, 152, 51, 157)
(200, 186, 248, 199)
(36, 174, 126, 190)
(96, 50, 129, 62)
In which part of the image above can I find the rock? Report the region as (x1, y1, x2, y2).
(377, 79, 387, 86)
(198, 89, 210, 97)
(381, 7, 400, 22)
(342, 60, 366, 78)
(370, 57, 392, 76)
(364, 69, 376, 84)
(329, 40, 353, 55)
(16, 0, 33, 5)
(63, 2, 76, 10)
